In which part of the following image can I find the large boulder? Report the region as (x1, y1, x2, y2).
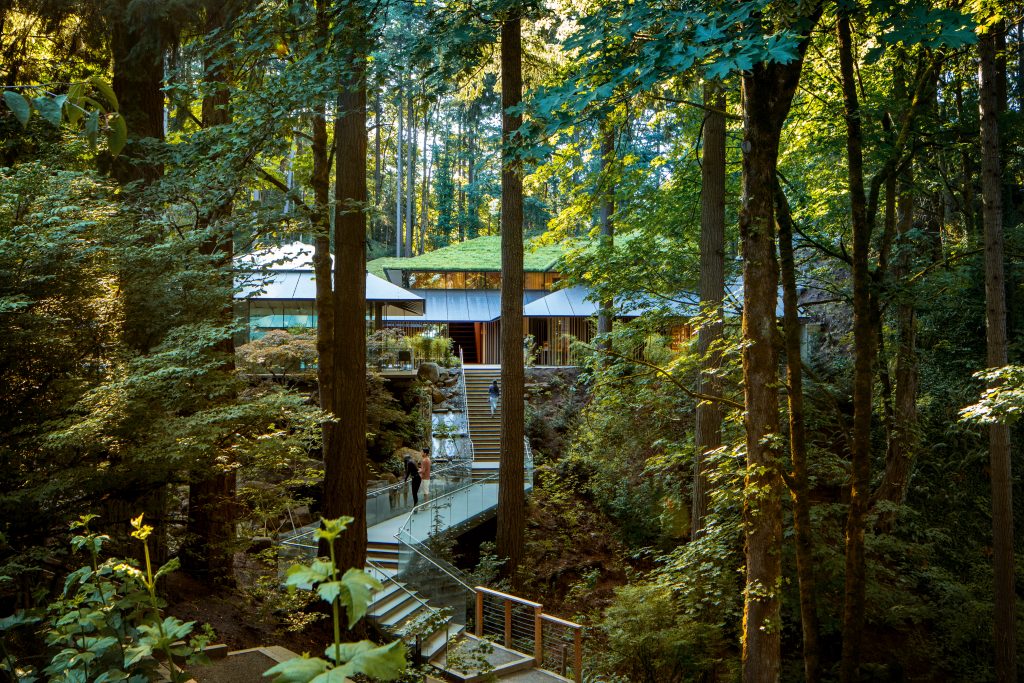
(417, 362, 441, 384)
(394, 446, 421, 464)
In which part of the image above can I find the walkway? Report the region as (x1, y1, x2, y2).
(280, 362, 558, 679)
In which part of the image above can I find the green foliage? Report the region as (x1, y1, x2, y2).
(598, 584, 735, 683)
(2, 78, 126, 154)
(960, 365, 1024, 425)
(267, 517, 406, 683)
(5, 516, 211, 683)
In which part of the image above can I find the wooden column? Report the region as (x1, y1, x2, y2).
(534, 605, 543, 666)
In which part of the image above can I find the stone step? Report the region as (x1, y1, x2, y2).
(422, 622, 466, 661)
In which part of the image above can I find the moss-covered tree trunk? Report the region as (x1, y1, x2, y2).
(774, 179, 820, 683)
(738, 13, 818, 672)
(597, 123, 615, 342)
(837, 14, 876, 683)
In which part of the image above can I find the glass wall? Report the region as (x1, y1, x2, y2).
(405, 270, 560, 290)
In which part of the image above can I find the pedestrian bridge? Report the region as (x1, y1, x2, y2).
(279, 364, 582, 682)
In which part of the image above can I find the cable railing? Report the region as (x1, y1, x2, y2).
(475, 587, 584, 683)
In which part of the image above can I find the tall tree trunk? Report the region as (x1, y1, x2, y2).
(596, 123, 615, 342)
(739, 73, 784, 683)
(692, 83, 725, 538)
(420, 101, 431, 255)
(107, 0, 168, 566)
(737, 5, 821, 668)
(496, 10, 525, 583)
(837, 15, 876, 683)
(774, 180, 821, 683)
(874, 177, 918, 517)
(457, 107, 465, 241)
(405, 94, 416, 256)
(311, 0, 337, 563)
(183, 0, 237, 583)
(396, 89, 403, 257)
(326, 7, 369, 574)
(980, 25, 1018, 683)
(374, 87, 382, 244)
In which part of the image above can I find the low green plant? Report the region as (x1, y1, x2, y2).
(41, 514, 208, 683)
(265, 517, 406, 682)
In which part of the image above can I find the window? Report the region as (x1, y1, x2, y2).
(446, 271, 467, 289)
(545, 272, 562, 290)
(484, 272, 501, 289)
(409, 271, 445, 288)
(525, 272, 546, 290)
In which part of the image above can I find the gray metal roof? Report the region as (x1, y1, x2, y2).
(384, 290, 549, 323)
(234, 242, 424, 314)
(522, 286, 694, 318)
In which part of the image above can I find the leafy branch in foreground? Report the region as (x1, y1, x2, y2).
(960, 365, 1024, 425)
(265, 517, 406, 682)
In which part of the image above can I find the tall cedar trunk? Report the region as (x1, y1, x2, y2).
(979, 27, 1018, 683)
(311, 0, 337, 561)
(837, 15, 875, 683)
(108, 0, 168, 566)
(596, 124, 615, 341)
(692, 83, 725, 538)
(496, 12, 525, 582)
(109, 1, 164, 189)
(183, 0, 237, 582)
(420, 102, 431, 255)
(467, 114, 477, 237)
(374, 88, 382, 244)
(774, 180, 821, 683)
(325, 23, 369, 574)
(405, 95, 415, 256)
(457, 109, 465, 241)
(396, 90, 403, 256)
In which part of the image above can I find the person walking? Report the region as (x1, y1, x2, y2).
(403, 453, 421, 507)
(419, 447, 432, 501)
(488, 379, 500, 416)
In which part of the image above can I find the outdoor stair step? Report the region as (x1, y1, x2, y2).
(423, 622, 466, 661)
(380, 596, 427, 629)
(368, 540, 400, 551)
(367, 581, 404, 610)
(371, 589, 419, 621)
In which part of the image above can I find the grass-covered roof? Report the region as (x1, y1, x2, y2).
(367, 236, 565, 278)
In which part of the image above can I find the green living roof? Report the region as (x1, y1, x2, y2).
(367, 236, 565, 278)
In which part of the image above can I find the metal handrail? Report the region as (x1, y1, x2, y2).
(456, 349, 474, 461)
(393, 474, 500, 595)
(367, 461, 469, 499)
(365, 558, 440, 619)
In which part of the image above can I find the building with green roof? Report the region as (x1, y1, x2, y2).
(368, 236, 593, 364)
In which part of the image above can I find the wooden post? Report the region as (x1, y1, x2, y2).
(475, 590, 484, 637)
(573, 627, 582, 683)
(534, 606, 543, 666)
(504, 599, 512, 648)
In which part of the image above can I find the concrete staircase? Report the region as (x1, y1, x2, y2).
(464, 366, 502, 470)
(365, 571, 464, 661)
